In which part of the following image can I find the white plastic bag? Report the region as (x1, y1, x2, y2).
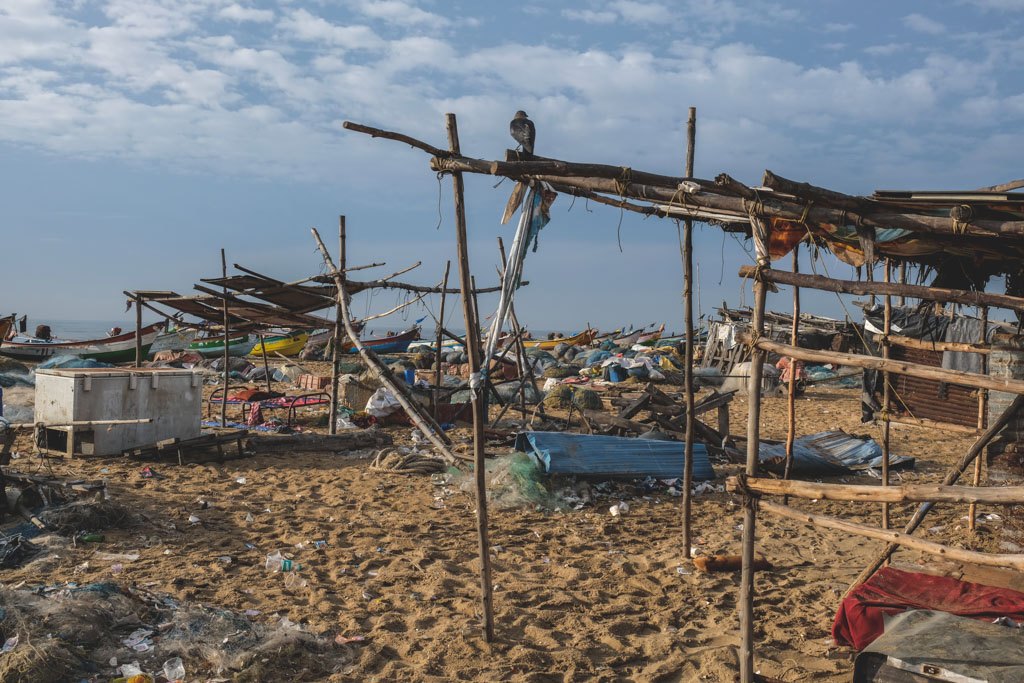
(365, 387, 401, 418)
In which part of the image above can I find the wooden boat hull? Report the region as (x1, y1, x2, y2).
(189, 334, 255, 358)
(0, 323, 162, 363)
(343, 327, 420, 354)
(250, 331, 309, 358)
(523, 329, 596, 350)
(635, 324, 666, 346)
(612, 330, 645, 347)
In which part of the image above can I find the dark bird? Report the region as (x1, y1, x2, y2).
(509, 110, 535, 154)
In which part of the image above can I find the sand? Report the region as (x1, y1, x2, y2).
(3, 380, 1014, 682)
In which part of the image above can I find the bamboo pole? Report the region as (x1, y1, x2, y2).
(737, 333, 1024, 397)
(220, 249, 229, 428)
(759, 499, 1024, 571)
(310, 228, 458, 466)
(329, 216, 346, 436)
(739, 214, 770, 683)
(496, 237, 538, 424)
(134, 295, 143, 368)
(728, 474, 1024, 505)
(682, 106, 697, 558)
(445, 112, 495, 642)
(898, 262, 907, 306)
(850, 393, 1024, 590)
(737, 266, 1024, 314)
(434, 261, 451, 421)
(873, 334, 991, 354)
(782, 247, 799, 503)
(881, 260, 892, 530)
(969, 306, 989, 532)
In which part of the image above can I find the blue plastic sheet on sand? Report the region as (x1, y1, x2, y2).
(515, 431, 715, 480)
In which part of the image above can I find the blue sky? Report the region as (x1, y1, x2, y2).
(3, 0, 1024, 332)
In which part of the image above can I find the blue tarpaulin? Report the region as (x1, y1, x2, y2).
(759, 430, 914, 475)
(514, 431, 715, 480)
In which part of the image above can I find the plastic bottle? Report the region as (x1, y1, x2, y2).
(78, 533, 105, 543)
(264, 550, 300, 572)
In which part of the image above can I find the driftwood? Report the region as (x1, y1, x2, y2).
(738, 265, 1024, 314)
(760, 499, 1024, 571)
(729, 475, 1024, 505)
(887, 414, 982, 436)
(738, 331, 1024, 397)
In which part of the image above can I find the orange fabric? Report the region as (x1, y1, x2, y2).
(767, 218, 806, 260)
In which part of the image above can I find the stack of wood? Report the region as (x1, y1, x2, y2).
(581, 383, 736, 453)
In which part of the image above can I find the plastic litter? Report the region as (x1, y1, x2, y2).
(609, 502, 630, 517)
(162, 656, 185, 681)
(265, 550, 300, 572)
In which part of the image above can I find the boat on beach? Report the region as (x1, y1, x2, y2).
(188, 334, 256, 358)
(342, 327, 420, 354)
(0, 323, 163, 363)
(523, 328, 597, 350)
(249, 330, 309, 358)
(635, 323, 666, 346)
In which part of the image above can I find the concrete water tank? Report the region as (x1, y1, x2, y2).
(34, 368, 202, 457)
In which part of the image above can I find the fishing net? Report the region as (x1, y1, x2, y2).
(457, 452, 556, 509)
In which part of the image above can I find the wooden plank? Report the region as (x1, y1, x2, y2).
(728, 475, 1024, 505)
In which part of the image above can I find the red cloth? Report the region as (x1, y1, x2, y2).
(247, 403, 264, 426)
(833, 566, 1024, 651)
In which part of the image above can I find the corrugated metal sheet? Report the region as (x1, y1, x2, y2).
(890, 345, 980, 428)
(514, 431, 715, 480)
(759, 430, 914, 474)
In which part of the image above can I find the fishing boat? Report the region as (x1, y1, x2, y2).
(0, 323, 163, 363)
(635, 323, 666, 346)
(188, 334, 256, 358)
(590, 328, 623, 345)
(342, 326, 420, 354)
(522, 328, 597, 350)
(249, 330, 309, 358)
(612, 328, 648, 347)
(148, 324, 198, 356)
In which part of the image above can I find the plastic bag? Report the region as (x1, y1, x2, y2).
(364, 387, 401, 418)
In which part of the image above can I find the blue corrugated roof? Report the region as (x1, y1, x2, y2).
(759, 430, 914, 474)
(514, 431, 715, 480)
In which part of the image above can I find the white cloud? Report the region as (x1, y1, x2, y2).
(562, 8, 617, 24)
(864, 43, 904, 56)
(610, 0, 672, 24)
(278, 8, 383, 50)
(960, 0, 1024, 9)
(903, 13, 946, 35)
(823, 22, 854, 33)
(350, 0, 450, 29)
(218, 4, 274, 23)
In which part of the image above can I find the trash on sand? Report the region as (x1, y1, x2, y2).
(188, 515, 201, 524)
(335, 634, 367, 645)
(759, 430, 915, 475)
(0, 535, 39, 569)
(1, 635, 18, 653)
(162, 656, 185, 681)
(265, 550, 300, 572)
(609, 502, 630, 517)
(95, 552, 140, 563)
(235, 477, 247, 485)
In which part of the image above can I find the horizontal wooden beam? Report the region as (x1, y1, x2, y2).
(728, 475, 1024, 505)
(877, 333, 991, 355)
(737, 331, 1024, 396)
(887, 414, 983, 436)
(759, 499, 1024, 571)
(737, 265, 1024, 313)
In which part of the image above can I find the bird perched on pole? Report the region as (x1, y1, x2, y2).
(509, 110, 535, 155)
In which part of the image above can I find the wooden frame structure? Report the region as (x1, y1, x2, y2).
(341, 114, 1024, 679)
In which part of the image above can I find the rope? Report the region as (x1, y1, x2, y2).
(614, 167, 633, 197)
(370, 448, 447, 475)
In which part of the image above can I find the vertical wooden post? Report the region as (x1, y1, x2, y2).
(682, 106, 697, 558)
(259, 333, 271, 394)
(969, 306, 989, 531)
(898, 262, 907, 306)
(329, 216, 346, 435)
(782, 246, 800, 501)
(739, 213, 770, 683)
(220, 249, 230, 429)
(434, 261, 451, 420)
(446, 112, 495, 642)
(881, 260, 892, 530)
(134, 294, 143, 368)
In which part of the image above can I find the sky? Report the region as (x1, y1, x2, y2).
(3, 0, 1024, 334)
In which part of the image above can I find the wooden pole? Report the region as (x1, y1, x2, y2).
(495, 238, 531, 422)
(782, 247, 799, 502)
(898, 261, 907, 306)
(739, 213, 770, 683)
(737, 333, 1024, 397)
(758, 499, 1024, 571)
(259, 333, 271, 394)
(446, 112, 495, 641)
(329, 216, 346, 436)
(134, 295, 143, 368)
(969, 306, 989, 532)
(881, 260, 892, 530)
(736, 266, 1024, 315)
(220, 249, 230, 428)
(729, 474, 1024, 505)
(850, 393, 1024, 589)
(682, 106, 697, 558)
(434, 261, 451, 421)
(311, 228, 458, 463)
